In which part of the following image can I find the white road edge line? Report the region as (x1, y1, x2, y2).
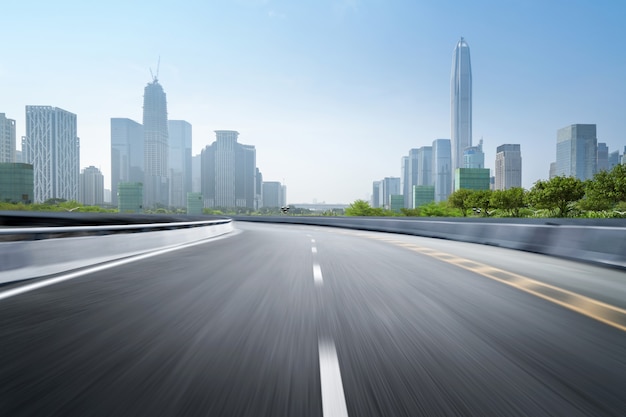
(0, 230, 241, 302)
(313, 263, 323, 285)
(319, 339, 349, 417)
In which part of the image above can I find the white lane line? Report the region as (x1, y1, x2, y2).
(313, 263, 323, 285)
(0, 230, 240, 302)
(319, 339, 349, 417)
(312, 247, 318, 254)
(311, 238, 316, 243)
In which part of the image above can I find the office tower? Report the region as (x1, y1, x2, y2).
(0, 113, 16, 163)
(201, 130, 257, 209)
(191, 154, 202, 193)
(463, 138, 484, 168)
(401, 156, 409, 208)
(403, 149, 419, 208)
(372, 181, 381, 208)
(608, 150, 620, 170)
(455, 168, 490, 191)
(451, 37, 472, 173)
(413, 185, 435, 208)
(555, 124, 597, 180)
(118, 182, 143, 213)
(23, 106, 79, 203)
(0, 163, 33, 203)
(168, 120, 192, 207)
(549, 162, 557, 179)
(381, 177, 401, 209)
(143, 77, 169, 208)
(255, 168, 263, 209)
(79, 165, 104, 206)
(111, 118, 143, 206)
(432, 139, 452, 202)
(495, 144, 522, 190)
(597, 142, 609, 172)
(262, 181, 283, 208)
(416, 146, 433, 186)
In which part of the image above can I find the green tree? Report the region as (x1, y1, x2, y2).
(491, 187, 526, 217)
(527, 176, 585, 217)
(468, 189, 493, 216)
(448, 189, 474, 217)
(582, 164, 626, 210)
(345, 199, 375, 216)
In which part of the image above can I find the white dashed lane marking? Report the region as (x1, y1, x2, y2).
(319, 339, 349, 417)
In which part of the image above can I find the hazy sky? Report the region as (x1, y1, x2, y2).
(1, 0, 625, 203)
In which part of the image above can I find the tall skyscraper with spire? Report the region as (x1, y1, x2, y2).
(451, 37, 472, 173)
(143, 75, 169, 208)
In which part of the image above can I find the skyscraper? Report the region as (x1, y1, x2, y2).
(555, 124, 597, 180)
(597, 142, 609, 172)
(111, 118, 143, 206)
(201, 130, 257, 209)
(451, 37, 472, 174)
(79, 165, 104, 206)
(23, 106, 79, 203)
(416, 146, 433, 187)
(168, 120, 192, 207)
(495, 144, 522, 190)
(0, 113, 16, 163)
(463, 139, 484, 169)
(432, 139, 452, 202)
(143, 77, 169, 208)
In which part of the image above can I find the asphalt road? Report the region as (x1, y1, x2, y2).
(1, 222, 625, 416)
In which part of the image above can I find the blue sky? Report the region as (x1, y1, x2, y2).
(1, 0, 625, 203)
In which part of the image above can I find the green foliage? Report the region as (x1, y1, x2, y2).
(527, 176, 585, 217)
(582, 164, 626, 210)
(345, 200, 396, 216)
(491, 187, 526, 217)
(468, 190, 493, 216)
(448, 189, 474, 217)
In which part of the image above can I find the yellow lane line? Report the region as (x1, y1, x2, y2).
(370, 237, 626, 333)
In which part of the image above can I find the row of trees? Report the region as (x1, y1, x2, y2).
(347, 164, 626, 218)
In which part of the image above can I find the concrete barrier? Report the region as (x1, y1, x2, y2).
(232, 216, 626, 269)
(0, 219, 233, 284)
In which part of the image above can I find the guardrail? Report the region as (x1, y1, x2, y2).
(232, 216, 626, 270)
(0, 218, 233, 284)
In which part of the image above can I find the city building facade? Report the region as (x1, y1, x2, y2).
(168, 120, 192, 208)
(143, 78, 169, 208)
(79, 165, 104, 206)
(455, 168, 490, 191)
(555, 124, 597, 180)
(23, 106, 79, 203)
(118, 182, 143, 213)
(494, 144, 522, 190)
(201, 130, 257, 209)
(432, 139, 452, 202)
(451, 37, 472, 173)
(0, 113, 16, 163)
(0, 163, 33, 203)
(111, 118, 143, 206)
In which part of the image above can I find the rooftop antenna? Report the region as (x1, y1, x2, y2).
(149, 56, 161, 83)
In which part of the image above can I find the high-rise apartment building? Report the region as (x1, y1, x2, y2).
(79, 165, 104, 206)
(495, 144, 522, 190)
(597, 142, 609, 172)
(432, 139, 452, 202)
(143, 78, 169, 208)
(0, 113, 16, 163)
(168, 120, 192, 207)
(555, 124, 597, 180)
(451, 37, 472, 173)
(23, 106, 79, 203)
(111, 118, 143, 206)
(201, 130, 257, 209)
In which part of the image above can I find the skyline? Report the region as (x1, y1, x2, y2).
(1, 1, 625, 203)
